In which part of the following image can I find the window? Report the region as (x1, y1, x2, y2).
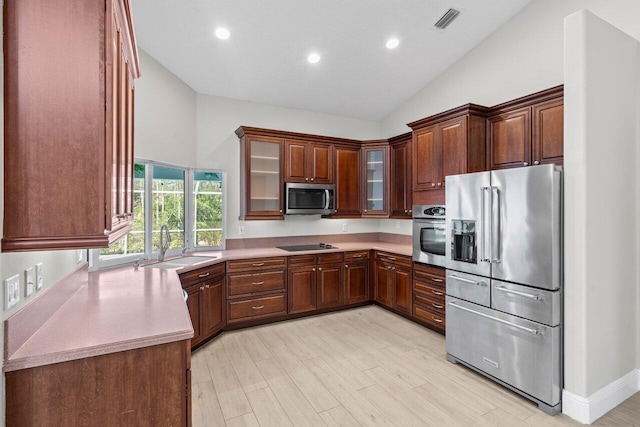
(92, 160, 225, 269)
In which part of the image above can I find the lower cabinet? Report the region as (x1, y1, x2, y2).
(374, 252, 413, 315)
(6, 341, 191, 426)
(227, 257, 287, 324)
(317, 262, 344, 309)
(345, 261, 369, 303)
(288, 263, 317, 314)
(413, 262, 446, 334)
(180, 263, 226, 348)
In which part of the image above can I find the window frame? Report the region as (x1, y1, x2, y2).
(89, 158, 226, 270)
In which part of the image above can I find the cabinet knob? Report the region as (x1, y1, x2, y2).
(431, 183, 436, 187)
(392, 267, 396, 270)
(345, 265, 349, 268)
(437, 182, 442, 187)
(305, 177, 309, 181)
(523, 162, 529, 166)
(318, 267, 322, 271)
(279, 209, 283, 213)
(534, 160, 540, 165)
(409, 210, 412, 213)
(404, 209, 408, 213)
(310, 178, 314, 182)
(387, 266, 391, 269)
(199, 286, 204, 291)
(205, 284, 210, 289)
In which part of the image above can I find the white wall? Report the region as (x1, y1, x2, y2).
(135, 50, 198, 167)
(380, 0, 640, 138)
(563, 10, 640, 422)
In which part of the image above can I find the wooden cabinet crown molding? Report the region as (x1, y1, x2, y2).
(235, 126, 361, 147)
(407, 104, 491, 131)
(487, 85, 563, 116)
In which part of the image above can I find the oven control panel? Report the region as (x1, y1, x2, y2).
(414, 205, 445, 218)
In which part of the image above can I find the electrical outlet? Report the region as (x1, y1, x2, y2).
(35, 263, 44, 290)
(239, 225, 245, 235)
(395, 221, 400, 229)
(342, 223, 348, 232)
(25, 267, 35, 297)
(4, 274, 20, 310)
(76, 249, 84, 263)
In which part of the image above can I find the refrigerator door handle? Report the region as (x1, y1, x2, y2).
(448, 300, 539, 335)
(491, 186, 501, 263)
(481, 186, 491, 263)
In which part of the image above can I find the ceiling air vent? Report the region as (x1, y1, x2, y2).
(434, 8, 460, 29)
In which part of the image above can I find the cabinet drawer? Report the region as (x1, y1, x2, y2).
(375, 251, 411, 267)
(228, 294, 287, 323)
(345, 250, 369, 261)
(227, 257, 287, 272)
(288, 255, 316, 266)
(414, 283, 446, 308)
(414, 303, 446, 331)
(413, 264, 445, 289)
(318, 252, 344, 263)
(179, 262, 225, 286)
(228, 271, 285, 296)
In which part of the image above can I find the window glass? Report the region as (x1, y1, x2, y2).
(152, 165, 185, 252)
(193, 171, 223, 247)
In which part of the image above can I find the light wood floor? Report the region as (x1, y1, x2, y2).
(191, 306, 640, 426)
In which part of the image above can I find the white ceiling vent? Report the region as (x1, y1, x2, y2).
(434, 8, 460, 29)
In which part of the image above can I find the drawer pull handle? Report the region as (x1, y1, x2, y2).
(448, 274, 486, 286)
(252, 263, 265, 267)
(198, 272, 210, 278)
(432, 317, 444, 323)
(387, 257, 396, 261)
(252, 281, 265, 285)
(429, 277, 444, 283)
(432, 303, 444, 309)
(431, 290, 444, 296)
(448, 301, 539, 335)
(495, 286, 540, 300)
(352, 254, 363, 258)
(252, 305, 265, 310)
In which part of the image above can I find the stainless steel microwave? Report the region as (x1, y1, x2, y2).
(285, 183, 335, 215)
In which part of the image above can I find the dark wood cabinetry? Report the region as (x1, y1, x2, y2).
(226, 257, 287, 323)
(2, 0, 140, 251)
(389, 133, 413, 218)
(374, 252, 412, 315)
(6, 341, 190, 426)
(344, 251, 370, 304)
(317, 260, 344, 309)
(179, 263, 226, 348)
(409, 106, 488, 205)
(413, 263, 446, 334)
(287, 253, 347, 312)
(488, 86, 564, 170)
(334, 145, 362, 217)
(285, 139, 333, 184)
(288, 262, 318, 314)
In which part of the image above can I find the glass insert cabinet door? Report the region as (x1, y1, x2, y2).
(249, 139, 282, 213)
(363, 146, 388, 215)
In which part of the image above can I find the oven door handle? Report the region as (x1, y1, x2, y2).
(448, 301, 539, 335)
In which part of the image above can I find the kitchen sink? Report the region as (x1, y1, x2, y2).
(145, 256, 218, 269)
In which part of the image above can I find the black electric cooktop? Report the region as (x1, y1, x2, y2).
(277, 243, 337, 252)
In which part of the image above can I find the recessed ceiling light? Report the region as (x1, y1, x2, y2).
(386, 38, 400, 49)
(215, 28, 230, 40)
(307, 53, 320, 64)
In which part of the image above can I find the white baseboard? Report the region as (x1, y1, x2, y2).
(562, 369, 640, 424)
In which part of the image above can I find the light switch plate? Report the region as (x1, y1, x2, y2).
(5, 274, 20, 310)
(35, 263, 44, 290)
(25, 267, 35, 297)
(238, 226, 245, 235)
(342, 223, 348, 232)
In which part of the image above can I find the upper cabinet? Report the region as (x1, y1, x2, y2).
(285, 140, 333, 184)
(2, 0, 140, 251)
(237, 128, 285, 220)
(488, 86, 564, 170)
(333, 145, 362, 217)
(362, 143, 389, 217)
(389, 133, 412, 219)
(409, 105, 488, 205)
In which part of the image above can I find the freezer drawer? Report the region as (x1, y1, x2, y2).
(446, 270, 490, 307)
(491, 280, 561, 327)
(446, 297, 561, 407)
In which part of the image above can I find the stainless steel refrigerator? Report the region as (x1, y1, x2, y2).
(445, 164, 562, 415)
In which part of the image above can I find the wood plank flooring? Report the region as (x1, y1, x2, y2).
(191, 306, 640, 426)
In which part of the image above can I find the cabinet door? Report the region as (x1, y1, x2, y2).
(185, 284, 202, 346)
(488, 107, 531, 170)
(413, 126, 441, 191)
(288, 265, 317, 314)
(334, 147, 361, 216)
(203, 278, 225, 338)
(310, 143, 332, 184)
(393, 266, 412, 315)
(245, 136, 284, 218)
(390, 141, 412, 218)
(533, 98, 564, 166)
(363, 146, 388, 216)
(345, 261, 369, 304)
(440, 116, 468, 188)
(374, 262, 393, 307)
(317, 263, 344, 309)
(285, 139, 308, 183)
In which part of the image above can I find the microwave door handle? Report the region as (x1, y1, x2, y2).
(324, 189, 330, 210)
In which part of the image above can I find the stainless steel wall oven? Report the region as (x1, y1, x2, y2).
(412, 205, 446, 267)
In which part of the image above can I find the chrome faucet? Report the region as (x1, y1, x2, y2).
(159, 224, 171, 261)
